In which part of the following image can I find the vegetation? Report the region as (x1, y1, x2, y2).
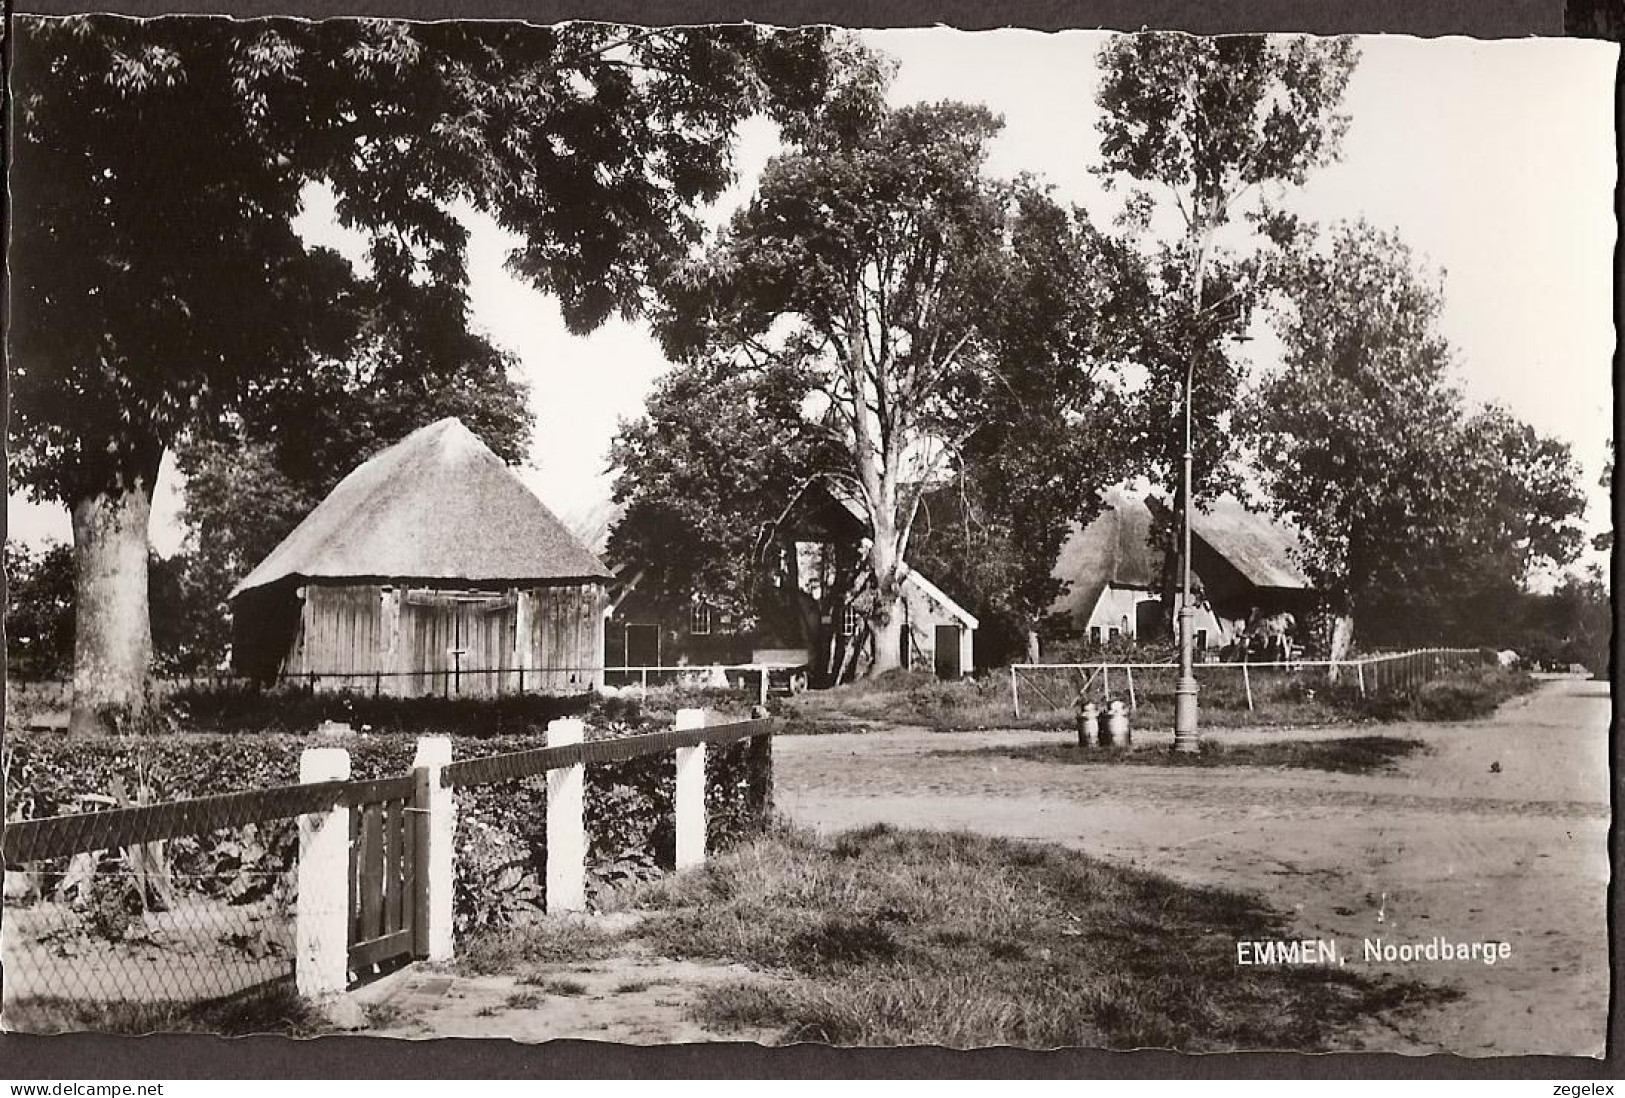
(617, 824, 1450, 1049)
(1241, 221, 1587, 657)
(10, 16, 849, 733)
(1094, 33, 1360, 625)
(775, 664, 1538, 734)
(8, 984, 331, 1038)
(652, 82, 1137, 677)
(456, 918, 627, 979)
(949, 736, 1426, 775)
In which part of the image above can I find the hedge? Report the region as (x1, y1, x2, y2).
(4, 697, 773, 938)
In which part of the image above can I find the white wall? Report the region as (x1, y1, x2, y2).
(1084, 585, 1228, 650)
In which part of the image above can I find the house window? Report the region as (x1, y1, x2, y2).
(842, 605, 859, 637)
(1196, 629, 1208, 651)
(1108, 627, 1120, 642)
(1090, 626, 1101, 646)
(690, 600, 712, 636)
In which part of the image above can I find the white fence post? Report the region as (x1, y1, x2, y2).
(545, 717, 587, 913)
(412, 736, 455, 962)
(296, 747, 350, 998)
(757, 665, 770, 707)
(674, 708, 707, 870)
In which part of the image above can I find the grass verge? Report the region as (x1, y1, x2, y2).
(618, 824, 1453, 1049)
(4, 982, 329, 1037)
(454, 915, 627, 979)
(943, 736, 1426, 775)
(777, 666, 1538, 734)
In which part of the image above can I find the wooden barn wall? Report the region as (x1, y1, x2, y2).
(286, 584, 384, 692)
(523, 582, 605, 694)
(285, 581, 605, 698)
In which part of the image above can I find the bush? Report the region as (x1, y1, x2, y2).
(7, 705, 776, 940)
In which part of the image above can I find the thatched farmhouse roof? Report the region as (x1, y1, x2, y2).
(231, 417, 610, 597)
(1191, 495, 1311, 591)
(1048, 490, 1309, 621)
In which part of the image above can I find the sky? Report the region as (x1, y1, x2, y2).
(8, 28, 1618, 581)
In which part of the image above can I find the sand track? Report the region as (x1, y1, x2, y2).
(774, 677, 1611, 1057)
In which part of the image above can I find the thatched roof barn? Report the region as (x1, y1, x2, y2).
(1049, 490, 1315, 650)
(230, 417, 611, 696)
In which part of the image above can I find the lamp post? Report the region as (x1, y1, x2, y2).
(1173, 352, 1199, 753)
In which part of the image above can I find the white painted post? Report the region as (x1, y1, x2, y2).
(296, 747, 350, 997)
(1242, 663, 1254, 712)
(757, 664, 769, 707)
(1010, 666, 1021, 719)
(545, 718, 587, 913)
(412, 736, 455, 962)
(1126, 667, 1137, 712)
(674, 708, 707, 870)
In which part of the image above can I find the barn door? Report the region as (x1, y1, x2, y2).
(401, 591, 514, 696)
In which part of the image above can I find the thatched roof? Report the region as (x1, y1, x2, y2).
(1192, 495, 1311, 590)
(1048, 490, 1309, 621)
(231, 418, 610, 597)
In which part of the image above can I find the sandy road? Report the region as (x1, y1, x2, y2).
(774, 677, 1612, 1057)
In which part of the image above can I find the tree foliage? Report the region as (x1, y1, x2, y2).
(1093, 33, 1359, 622)
(907, 190, 1140, 662)
(8, 15, 846, 721)
(606, 357, 833, 630)
(1242, 221, 1587, 650)
(6, 542, 76, 679)
(658, 95, 1123, 671)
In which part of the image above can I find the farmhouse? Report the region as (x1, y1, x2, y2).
(1048, 490, 1315, 653)
(229, 417, 611, 696)
(594, 483, 978, 684)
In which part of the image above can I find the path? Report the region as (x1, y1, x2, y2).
(774, 677, 1612, 1057)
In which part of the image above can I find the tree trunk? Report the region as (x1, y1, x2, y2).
(864, 506, 906, 675)
(1025, 629, 1041, 665)
(1326, 614, 1355, 683)
(69, 482, 154, 735)
(869, 593, 905, 674)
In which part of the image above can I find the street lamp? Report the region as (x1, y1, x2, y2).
(1172, 309, 1254, 755)
(1173, 352, 1199, 753)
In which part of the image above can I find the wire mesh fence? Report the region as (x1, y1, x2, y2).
(3, 716, 777, 1031)
(2, 804, 304, 1032)
(1010, 649, 1485, 722)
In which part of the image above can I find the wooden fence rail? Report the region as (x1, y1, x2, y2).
(2, 712, 776, 1006)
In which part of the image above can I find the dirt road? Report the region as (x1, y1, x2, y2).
(775, 677, 1612, 1057)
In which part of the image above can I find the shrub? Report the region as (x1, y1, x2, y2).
(7, 708, 776, 941)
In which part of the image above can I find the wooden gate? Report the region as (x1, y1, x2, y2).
(347, 774, 425, 978)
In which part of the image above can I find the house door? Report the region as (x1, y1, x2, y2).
(934, 625, 962, 679)
(625, 624, 660, 667)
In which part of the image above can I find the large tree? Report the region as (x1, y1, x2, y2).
(658, 99, 1126, 673)
(9, 16, 845, 730)
(606, 356, 869, 681)
(1094, 32, 1359, 630)
(1241, 221, 1586, 654)
(907, 190, 1140, 664)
